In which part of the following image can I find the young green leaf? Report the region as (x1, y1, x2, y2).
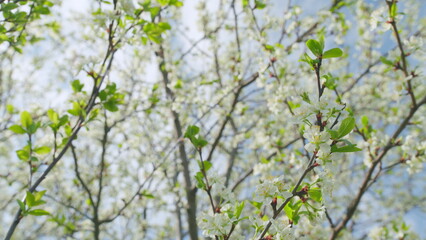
(361, 115, 369, 126)
(3, 3, 19, 11)
(254, 0, 267, 9)
(25, 191, 36, 207)
(27, 122, 40, 134)
(184, 125, 199, 139)
(9, 125, 27, 134)
(328, 129, 339, 140)
(299, 53, 314, 68)
(20, 111, 33, 130)
(263, 44, 275, 52)
(158, 22, 171, 30)
(242, 0, 249, 7)
(337, 117, 355, 139)
(306, 39, 323, 57)
(284, 202, 293, 220)
(234, 201, 245, 219)
(6, 104, 14, 113)
(34, 190, 46, 202)
(331, 144, 362, 153)
(322, 48, 343, 59)
(34, 146, 51, 155)
(318, 34, 325, 52)
(47, 109, 59, 124)
(16, 199, 26, 211)
(323, 73, 338, 89)
(28, 209, 50, 216)
(16, 149, 30, 161)
(194, 138, 208, 148)
(308, 188, 322, 203)
(202, 160, 212, 172)
(194, 172, 206, 189)
(380, 56, 393, 66)
(390, 2, 397, 18)
(103, 101, 119, 112)
(250, 200, 263, 210)
(71, 80, 84, 92)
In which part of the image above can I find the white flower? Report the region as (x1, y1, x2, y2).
(253, 161, 275, 176)
(253, 177, 292, 205)
(269, 218, 294, 238)
(369, 7, 391, 32)
(253, 181, 279, 205)
(291, 103, 313, 124)
(407, 156, 423, 175)
(402, 135, 417, 156)
(321, 174, 335, 198)
(198, 212, 232, 238)
(303, 125, 331, 154)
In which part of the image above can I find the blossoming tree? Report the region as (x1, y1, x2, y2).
(0, 0, 425, 239)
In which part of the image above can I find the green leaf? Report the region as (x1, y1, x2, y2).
(9, 125, 26, 134)
(88, 108, 99, 122)
(64, 125, 72, 136)
(174, 79, 183, 89)
(194, 138, 208, 148)
(254, 0, 266, 9)
(20, 111, 33, 129)
(16, 199, 26, 211)
(380, 56, 393, 66)
(148, 6, 159, 19)
(34, 6, 50, 15)
(27, 122, 40, 134)
(337, 117, 355, 139)
(361, 115, 369, 126)
(25, 191, 35, 207)
(306, 39, 323, 57)
(390, 2, 397, 18)
(16, 149, 30, 161)
(28, 209, 50, 216)
(44, 1, 54, 7)
(300, 92, 311, 104)
(47, 109, 59, 124)
(31, 200, 46, 207)
(263, 44, 275, 52)
(67, 102, 82, 116)
(6, 104, 14, 113)
(157, 0, 169, 6)
(184, 125, 200, 139)
(140, 190, 155, 199)
(242, 0, 249, 7)
(331, 144, 362, 153)
(308, 188, 322, 202)
(169, 0, 183, 7)
(34, 146, 51, 155)
(284, 201, 293, 220)
(3, 3, 19, 11)
(202, 160, 212, 172)
(299, 53, 314, 68)
(318, 34, 325, 52)
(323, 73, 338, 89)
(34, 190, 46, 202)
(250, 200, 263, 209)
(234, 201, 245, 219)
(103, 101, 118, 112)
(194, 172, 205, 189)
(328, 129, 339, 140)
(158, 22, 171, 30)
(71, 80, 84, 92)
(322, 48, 343, 59)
